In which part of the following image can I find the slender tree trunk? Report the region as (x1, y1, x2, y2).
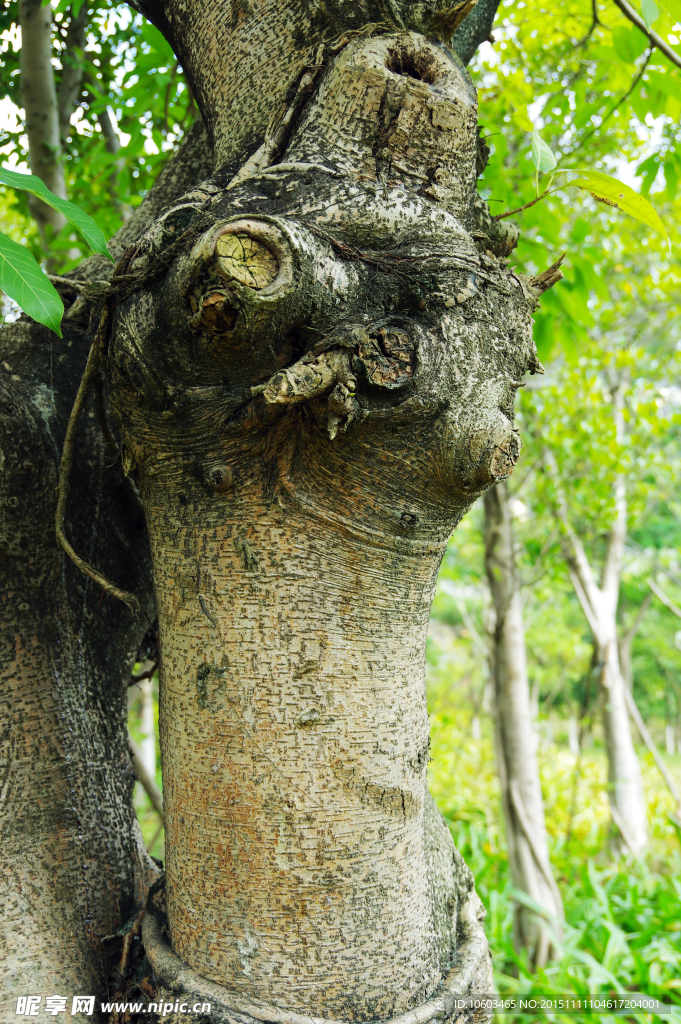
(548, 443, 647, 854)
(19, 0, 68, 237)
(484, 482, 563, 967)
(57, 3, 89, 144)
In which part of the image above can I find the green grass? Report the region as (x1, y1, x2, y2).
(428, 704, 681, 1024)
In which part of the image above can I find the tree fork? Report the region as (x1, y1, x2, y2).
(105, 14, 539, 1016)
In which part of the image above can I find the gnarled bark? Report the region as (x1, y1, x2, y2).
(104, 9, 539, 1014)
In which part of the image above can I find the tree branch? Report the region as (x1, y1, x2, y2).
(451, 0, 502, 65)
(567, 50, 652, 159)
(647, 576, 681, 619)
(611, 0, 681, 70)
(493, 189, 553, 223)
(623, 685, 681, 810)
(545, 450, 602, 633)
(57, 3, 88, 143)
(128, 734, 164, 821)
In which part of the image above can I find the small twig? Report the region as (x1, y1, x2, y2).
(567, 50, 652, 159)
(47, 275, 94, 289)
(648, 576, 681, 619)
(493, 188, 554, 222)
(611, 0, 681, 70)
(55, 308, 142, 616)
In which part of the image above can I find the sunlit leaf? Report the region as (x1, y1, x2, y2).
(0, 167, 113, 261)
(512, 105, 534, 133)
(659, 0, 681, 21)
(641, 0, 659, 27)
(566, 170, 667, 239)
(0, 233, 63, 335)
(532, 128, 558, 174)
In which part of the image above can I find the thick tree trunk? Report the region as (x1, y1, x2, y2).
(5, 0, 560, 1009)
(101, 2, 552, 1013)
(0, 124, 213, 1020)
(19, 0, 68, 237)
(484, 482, 562, 967)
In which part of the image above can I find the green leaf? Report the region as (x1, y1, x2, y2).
(0, 233, 63, 335)
(512, 105, 534, 133)
(641, 0, 659, 29)
(565, 169, 668, 239)
(0, 167, 114, 262)
(531, 128, 558, 174)
(659, 0, 681, 21)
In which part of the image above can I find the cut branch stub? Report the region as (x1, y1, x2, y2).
(176, 216, 363, 388)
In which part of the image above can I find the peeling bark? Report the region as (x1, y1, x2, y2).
(484, 482, 562, 967)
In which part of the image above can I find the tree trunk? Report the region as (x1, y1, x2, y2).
(100, 1, 554, 1014)
(57, 3, 89, 144)
(548, 448, 647, 855)
(0, 124, 213, 1020)
(5, 0, 566, 1010)
(19, 0, 68, 237)
(484, 482, 562, 968)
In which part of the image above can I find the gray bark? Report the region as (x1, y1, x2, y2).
(0, 124, 213, 1020)
(451, 0, 501, 65)
(19, 0, 68, 237)
(484, 482, 563, 967)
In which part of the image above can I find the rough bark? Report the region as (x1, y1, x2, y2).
(0, 316, 157, 1018)
(103, 6, 543, 1014)
(547, 446, 647, 855)
(19, 0, 68, 237)
(126, 0, 508, 176)
(0, 124, 213, 1020)
(484, 482, 563, 967)
(451, 0, 501, 65)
